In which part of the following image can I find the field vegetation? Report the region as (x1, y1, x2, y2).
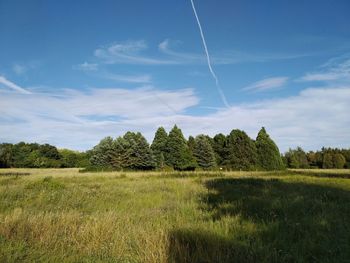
(1, 168, 350, 262)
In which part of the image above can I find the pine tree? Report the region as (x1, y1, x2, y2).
(187, 136, 196, 154)
(112, 132, 155, 170)
(256, 127, 284, 170)
(226, 129, 257, 170)
(165, 125, 196, 170)
(193, 135, 216, 169)
(151, 127, 168, 169)
(90, 136, 115, 168)
(213, 133, 229, 166)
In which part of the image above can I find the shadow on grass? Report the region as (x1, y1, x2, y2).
(289, 170, 350, 179)
(168, 178, 350, 263)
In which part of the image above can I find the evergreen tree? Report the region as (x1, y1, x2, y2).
(213, 133, 229, 166)
(256, 127, 284, 170)
(129, 132, 155, 170)
(165, 125, 196, 170)
(187, 136, 196, 154)
(112, 132, 155, 170)
(226, 129, 257, 170)
(193, 135, 216, 169)
(151, 127, 168, 169)
(90, 136, 115, 168)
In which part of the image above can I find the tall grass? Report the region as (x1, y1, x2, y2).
(0, 169, 350, 262)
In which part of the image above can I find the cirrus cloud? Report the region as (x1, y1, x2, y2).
(242, 77, 289, 92)
(0, 76, 349, 152)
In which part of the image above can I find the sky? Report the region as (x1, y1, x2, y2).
(1, 0, 350, 152)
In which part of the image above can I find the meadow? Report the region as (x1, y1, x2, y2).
(1, 169, 350, 263)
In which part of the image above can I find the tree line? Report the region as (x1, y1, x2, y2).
(1, 125, 349, 171)
(283, 147, 350, 169)
(0, 142, 89, 168)
(89, 125, 284, 171)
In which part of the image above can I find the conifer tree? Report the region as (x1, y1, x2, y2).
(213, 133, 229, 166)
(90, 136, 115, 167)
(226, 129, 257, 170)
(256, 127, 284, 170)
(165, 125, 196, 170)
(193, 135, 216, 169)
(151, 127, 168, 169)
(187, 135, 196, 154)
(112, 132, 155, 170)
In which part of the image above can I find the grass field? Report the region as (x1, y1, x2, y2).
(1, 169, 350, 263)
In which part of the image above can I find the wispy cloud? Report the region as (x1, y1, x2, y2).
(158, 39, 204, 62)
(242, 77, 288, 92)
(87, 39, 313, 67)
(73, 60, 151, 83)
(299, 55, 350, 82)
(0, 76, 31, 94)
(0, 86, 198, 147)
(73, 62, 98, 71)
(94, 40, 177, 65)
(1, 83, 349, 151)
(102, 73, 152, 83)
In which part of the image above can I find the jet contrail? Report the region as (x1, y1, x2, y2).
(0, 76, 31, 94)
(190, 0, 230, 108)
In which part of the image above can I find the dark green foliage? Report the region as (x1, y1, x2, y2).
(90, 137, 115, 168)
(226, 129, 257, 170)
(283, 147, 350, 169)
(0, 143, 14, 168)
(117, 132, 155, 170)
(212, 133, 229, 167)
(333, 153, 346, 169)
(0, 142, 65, 168)
(341, 149, 350, 168)
(90, 132, 155, 170)
(38, 144, 61, 160)
(187, 136, 196, 154)
(151, 127, 168, 169)
(284, 147, 309, 168)
(322, 153, 333, 169)
(165, 125, 196, 171)
(59, 149, 90, 168)
(2, 125, 349, 171)
(255, 127, 284, 170)
(306, 151, 318, 168)
(193, 135, 216, 170)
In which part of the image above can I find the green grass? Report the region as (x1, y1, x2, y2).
(0, 169, 350, 262)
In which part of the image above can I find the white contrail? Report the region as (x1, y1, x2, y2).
(190, 0, 230, 108)
(0, 76, 31, 94)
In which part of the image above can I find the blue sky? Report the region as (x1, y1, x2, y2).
(1, 0, 350, 151)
